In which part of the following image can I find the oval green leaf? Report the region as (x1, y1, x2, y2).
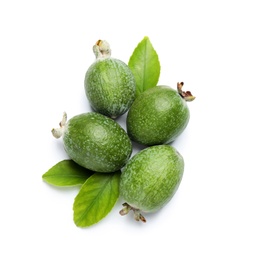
(128, 36, 160, 97)
(42, 160, 93, 186)
(73, 171, 120, 227)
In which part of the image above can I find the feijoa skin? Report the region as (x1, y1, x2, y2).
(84, 40, 136, 118)
(119, 145, 184, 222)
(126, 84, 194, 146)
(52, 112, 132, 173)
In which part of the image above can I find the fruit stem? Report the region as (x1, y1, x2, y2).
(51, 112, 67, 139)
(177, 82, 196, 101)
(93, 40, 111, 59)
(119, 203, 146, 223)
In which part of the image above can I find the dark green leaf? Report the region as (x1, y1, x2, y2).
(128, 36, 160, 97)
(73, 171, 121, 227)
(42, 160, 93, 186)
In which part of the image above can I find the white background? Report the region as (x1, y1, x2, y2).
(1, 0, 259, 259)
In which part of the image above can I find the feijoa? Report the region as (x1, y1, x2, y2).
(119, 145, 184, 222)
(84, 40, 136, 118)
(126, 83, 195, 145)
(52, 112, 132, 173)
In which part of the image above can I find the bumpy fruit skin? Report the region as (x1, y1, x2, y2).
(126, 85, 190, 145)
(119, 145, 184, 213)
(84, 58, 136, 118)
(63, 112, 132, 173)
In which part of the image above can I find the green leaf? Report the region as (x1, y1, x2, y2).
(73, 171, 121, 227)
(128, 36, 160, 97)
(42, 160, 93, 187)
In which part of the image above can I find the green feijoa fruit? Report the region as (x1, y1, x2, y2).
(119, 145, 184, 222)
(126, 83, 195, 146)
(51, 112, 132, 173)
(84, 40, 136, 119)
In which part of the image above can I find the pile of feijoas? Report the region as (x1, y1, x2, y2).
(42, 36, 195, 227)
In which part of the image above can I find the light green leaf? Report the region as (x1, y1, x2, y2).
(128, 36, 160, 97)
(73, 171, 121, 227)
(42, 160, 93, 187)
